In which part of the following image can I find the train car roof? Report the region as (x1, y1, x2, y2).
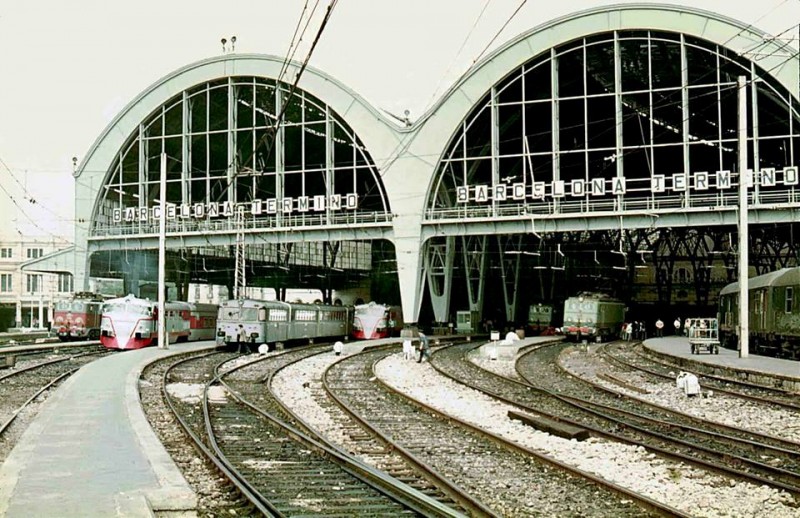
(720, 267, 800, 295)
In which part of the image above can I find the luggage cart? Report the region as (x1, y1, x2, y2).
(688, 318, 720, 354)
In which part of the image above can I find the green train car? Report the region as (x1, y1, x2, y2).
(562, 292, 625, 342)
(718, 267, 800, 358)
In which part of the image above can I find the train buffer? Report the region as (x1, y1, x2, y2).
(508, 410, 590, 441)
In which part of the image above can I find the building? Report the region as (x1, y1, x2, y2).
(0, 238, 73, 331)
(53, 4, 800, 328)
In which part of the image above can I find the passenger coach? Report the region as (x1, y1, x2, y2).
(216, 299, 352, 351)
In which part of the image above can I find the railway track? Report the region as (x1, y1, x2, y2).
(426, 341, 800, 500)
(162, 346, 459, 517)
(602, 341, 800, 410)
(326, 343, 678, 517)
(0, 346, 109, 439)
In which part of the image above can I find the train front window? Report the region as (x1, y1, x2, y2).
(72, 303, 86, 312)
(786, 287, 793, 314)
(258, 308, 267, 322)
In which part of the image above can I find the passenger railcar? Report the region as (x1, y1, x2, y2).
(352, 302, 403, 340)
(52, 292, 105, 341)
(719, 267, 800, 358)
(216, 298, 352, 350)
(99, 294, 218, 350)
(562, 292, 625, 342)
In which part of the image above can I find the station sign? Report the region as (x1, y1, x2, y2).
(112, 193, 359, 223)
(456, 167, 798, 203)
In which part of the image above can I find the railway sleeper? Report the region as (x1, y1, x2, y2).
(508, 410, 591, 441)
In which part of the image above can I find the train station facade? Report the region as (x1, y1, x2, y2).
(68, 4, 800, 327)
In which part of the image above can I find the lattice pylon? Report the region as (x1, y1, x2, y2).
(234, 210, 246, 299)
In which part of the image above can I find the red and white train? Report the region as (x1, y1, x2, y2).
(52, 292, 105, 341)
(100, 294, 218, 350)
(352, 302, 403, 340)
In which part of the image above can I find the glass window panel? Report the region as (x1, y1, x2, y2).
(499, 156, 523, 185)
(719, 84, 738, 140)
(464, 158, 492, 185)
(465, 105, 491, 158)
(557, 47, 584, 98)
(688, 87, 719, 142)
(586, 41, 615, 95)
(619, 39, 649, 92)
(209, 178, 227, 204)
(304, 122, 326, 170)
(190, 135, 207, 179)
(688, 142, 721, 177)
(498, 103, 523, 157)
(558, 98, 585, 151)
(285, 125, 303, 171)
(167, 180, 181, 204)
(524, 101, 552, 153)
(255, 84, 276, 127)
(758, 137, 792, 169)
(651, 89, 683, 144)
(686, 44, 718, 86)
(757, 87, 791, 138)
(588, 149, 619, 183)
(523, 61, 551, 101)
(235, 175, 252, 203)
(191, 179, 206, 205)
(334, 168, 354, 195)
(256, 173, 276, 199)
(236, 83, 254, 129)
(254, 128, 276, 173)
(208, 133, 228, 176)
(146, 113, 163, 138)
(165, 137, 182, 180)
(622, 148, 652, 181)
(146, 139, 164, 183)
(497, 72, 523, 105)
(282, 91, 304, 124)
(235, 129, 255, 171)
(208, 85, 229, 132)
(559, 151, 585, 182)
(586, 95, 616, 149)
(189, 90, 207, 133)
(653, 144, 684, 175)
(284, 170, 304, 199)
(650, 39, 682, 89)
(304, 98, 326, 123)
(121, 141, 139, 184)
(304, 168, 325, 198)
(334, 124, 354, 168)
(164, 101, 183, 136)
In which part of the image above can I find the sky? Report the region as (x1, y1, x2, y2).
(0, 0, 798, 241)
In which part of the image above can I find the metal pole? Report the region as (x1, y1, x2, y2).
(158, 153, 168, 349)
(737, 76, 749, 358)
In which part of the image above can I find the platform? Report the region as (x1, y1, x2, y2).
(0, 342, 217, 518)
(643, 336, 800, 391)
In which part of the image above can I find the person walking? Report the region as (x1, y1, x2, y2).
(655, 318, 664, 338)
(416, 332, 431, 363)
(625, 322, 633, 341)
(333, 341, 343, 356)
(674, 317, 681, 336)
(237, 324, 248, 354)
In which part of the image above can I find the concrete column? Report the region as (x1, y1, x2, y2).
(15, 300, 22, 328)
(395, 235, 425, 325)
(425, 236, 455, 324)
(38, 297, 44, 329)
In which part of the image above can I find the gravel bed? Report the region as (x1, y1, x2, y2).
(430, 351, 797, 518)
(559, 346, 800, 443)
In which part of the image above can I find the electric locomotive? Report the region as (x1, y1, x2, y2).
(562, 292, 625, 342)
(52, 292, 105, 341)
(99, 294, 217, 350)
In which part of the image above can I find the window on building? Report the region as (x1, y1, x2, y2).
(786, 287, 793, 314)
(0, 274, 11, 292)
(0, 248, 12, 258)
(58, 273, 73, 293)
(673, 267, 692, 284)
(26, 274, 42, 293)
(26, 248, 43, 259)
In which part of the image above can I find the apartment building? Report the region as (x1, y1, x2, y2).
(0, 237, 74, 332)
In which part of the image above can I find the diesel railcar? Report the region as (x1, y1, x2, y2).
(99, 294, 218, 350)
(718, 267, 800, 358)
(216, 299, 352, 351)
(562, 292, 625, 342)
